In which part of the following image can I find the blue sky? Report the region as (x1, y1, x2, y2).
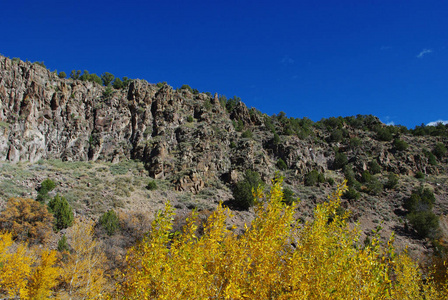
(2, 0, 447, 128)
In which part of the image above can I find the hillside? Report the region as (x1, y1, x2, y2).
(1, 54, 448, 260)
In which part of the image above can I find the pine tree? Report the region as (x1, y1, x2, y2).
(48, 194, 74, 231)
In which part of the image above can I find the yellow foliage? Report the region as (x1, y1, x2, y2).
(0, 197, 54, 244)
(0, 232, 33, 298)
(117, 178, 448, 299)
(27, 249, 60, 299)
(58, 219, 109, 299)
(0, 231, 59, 299)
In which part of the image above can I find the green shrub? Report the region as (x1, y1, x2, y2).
(232, 170, 264, 210)
(58, 71, 67, 79)
(328, 129, 343, 142)
(326, 177, 335, 186)
(343, 187, 360, 200)
(423, 150, 438, 165)
(180, 84, 193, 93)
(384, 173, 399, 189)
(99, 209, 120, 236)
(304, 170, 319, 186)
(403, 185, 439, 239)
(219, 95, 227, 109)
(40, 178, 56, 194)
(33, 61, 46, 68)
(273, 133, 280, 145)
(428, 153, 437, 165)
(230, 141, 237, 149)
(79, 70, 102, 85)
(366, 177, 383, 196)
(57, 234, 69, 252)
(122, 77, 131, 88)
(91, 73, 103, 85)
(36, 178, 56, 203)
(235, 120, 244, 132)
(404, 193, 421, 212)
(187, 115, 194, 122)
(369, 160, 381, 175)
(282, 187, 296, 205)
(415, 171, 425, 179)
(360, 171, 372, 183)
(376, 127, 393, 142)
(70, 70, 81, 80)
(226, 96, 241, 113)
(283, 125, 294, 136)
(393, 139, 409, 151)
(146, 180, 157, 191)
(433, 142, 447, 159)
(343, 165, 358, 188)
(403, 187, 435, 212)
(112, 77, 123, 89)
(349, 137, 361, 148)
(317, 172, 325, 184)
(419, 187, 436, 207)
(276, 158, 287, 170)
(264, 116, 276, 133)
(48, 194, 74, 231)
(407, 210, 440, 239)
(101, 72, 115, 86)
(333, 152, 348, 169)
(241, 130, 253, 139)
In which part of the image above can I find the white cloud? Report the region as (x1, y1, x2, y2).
(417, 49, 433, 58)
(427, 120, 448, 126)
(381, 116, 395, 126)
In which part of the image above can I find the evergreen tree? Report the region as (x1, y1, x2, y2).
(112, 77, 123, 89)
(48, 194, 74, 231)
(233, 170, 264, 210)
(101, 72, 115, 86)
(99, 209, 120, 236)
(36, 178, 56, 204)
(70, 70, 81, 80)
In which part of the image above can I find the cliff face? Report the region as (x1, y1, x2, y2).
(0, 55, 447, 194)
(0, 56, 253, 192)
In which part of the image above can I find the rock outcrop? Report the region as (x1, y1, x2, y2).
(0, 55, 447, 193)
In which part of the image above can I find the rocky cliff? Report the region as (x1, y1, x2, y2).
(0, 55, 324, 192)
(3, 55, 448, 260)
(1, 55, 448, 193)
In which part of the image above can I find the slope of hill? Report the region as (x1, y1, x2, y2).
(1, 54, 448, 259)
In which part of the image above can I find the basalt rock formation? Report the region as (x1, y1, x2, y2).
(0, 55, 447, 195)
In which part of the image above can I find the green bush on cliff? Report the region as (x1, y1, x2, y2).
(232, 170, 264, 210)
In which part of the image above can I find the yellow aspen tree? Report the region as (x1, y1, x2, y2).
(116, 178, 445, 299)
(0, 232, 34, 298)
(58, 219, 109, 299)
(26, 249, 60, 299)
(117, 202, 177, 299)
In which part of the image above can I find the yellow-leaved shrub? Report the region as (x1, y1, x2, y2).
(117, 178, 448, 299)
(57, 219, 109, 299)
(0, 232, 60, 299)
